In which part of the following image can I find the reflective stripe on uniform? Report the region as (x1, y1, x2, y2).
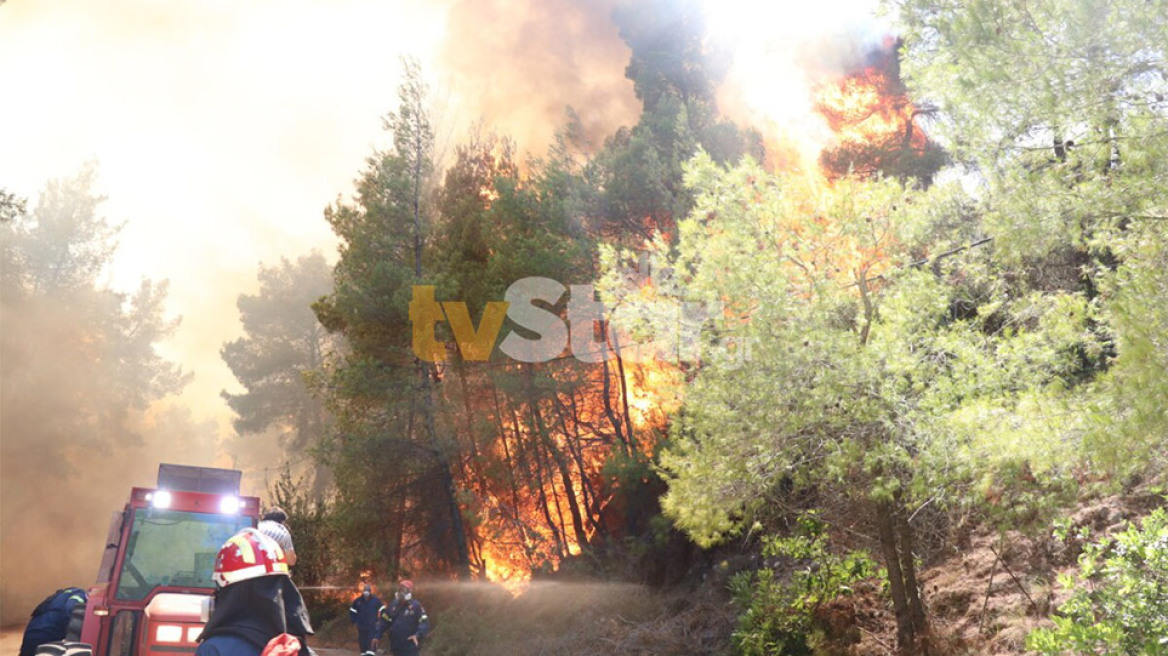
(227, 534, 257, 564)
(219, 564, 267, 583)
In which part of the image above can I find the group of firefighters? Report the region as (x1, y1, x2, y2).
(200, 512, 431, 656)
(21, 508, 430, 656)
(347, 583, 429, 656)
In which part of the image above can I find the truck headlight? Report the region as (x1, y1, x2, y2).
(151, 490, 172, 509)
(155, 625, 183, 643)
(219, 496, 241, 513)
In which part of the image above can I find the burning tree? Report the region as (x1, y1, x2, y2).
(816, 40, 947, 184)
(311, 66, 680, 586)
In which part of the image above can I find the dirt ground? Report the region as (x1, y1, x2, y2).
(821, 488, 1168, 656)
(307, 489, 1167, 656)
(311, 581, 736, 656)
(3, 626, 26, 656)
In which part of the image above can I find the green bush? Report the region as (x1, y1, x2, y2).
(1028, 508, 1168, 655)
(730, 513, 877, 656)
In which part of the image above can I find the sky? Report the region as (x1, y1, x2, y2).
(0, 0, 881, 463)
(0, 0, 451, 441)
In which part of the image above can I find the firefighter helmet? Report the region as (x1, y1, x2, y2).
(398, 580, 413, 592)
(212, 528, 290, 587)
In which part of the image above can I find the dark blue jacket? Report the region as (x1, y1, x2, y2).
(20, 588, 87, 656)
(196, 576, 313, 656)
(195, 634, 262, 656)
(348, 594, 383, 632)
(379, 598, 429, 653)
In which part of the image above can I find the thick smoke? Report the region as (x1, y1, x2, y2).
(435, 0, 890, 166)
(439, 0, 640, 155)
(0, 176, 216, 625)
(0, 338, 218, 625)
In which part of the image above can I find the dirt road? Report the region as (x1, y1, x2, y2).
(2, 627, 359, 656)
(3, 626, 25, 656)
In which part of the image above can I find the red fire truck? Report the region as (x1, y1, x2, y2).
(38, 464, 261, 656)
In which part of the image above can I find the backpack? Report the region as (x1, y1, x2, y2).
(30, 588, 86, 620)
(20, 588, 88, 656)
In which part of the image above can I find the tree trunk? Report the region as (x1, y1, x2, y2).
(552, 394, 606, 538)
(529, 393, 589, 551)
(599, 339, 631, 456)
(492, 387, 535, 563)
(610, 331, 637, 453)
(874, 499, 929, 655)
(406, 64, 470, 580)
(512, 397, 566, 559)
(896, 504, 928, 632)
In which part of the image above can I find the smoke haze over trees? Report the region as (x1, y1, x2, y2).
(4, 1, 1168, 654)
(0, 168, 212, 624)
(220, 251, 335, 495)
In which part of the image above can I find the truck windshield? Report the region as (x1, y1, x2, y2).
(115, 508, 252, 600)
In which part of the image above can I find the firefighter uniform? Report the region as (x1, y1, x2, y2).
(196, 529, 313, 656)
(348, 589, 383, 655)
(19, 587, 87, 656)
(378, 595, 429, 656)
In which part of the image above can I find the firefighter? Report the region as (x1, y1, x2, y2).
(19, 587, 87, 656)
(195, 528, 314, 656)
(348, 584, 382, 656)
(377, 581, 429, 656)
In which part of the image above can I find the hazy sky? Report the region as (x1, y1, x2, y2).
(1, 0, 455, 440)
(0, 0, 880, 454)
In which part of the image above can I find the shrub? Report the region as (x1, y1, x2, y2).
(730, 513, 877, 656)
(1028, 508, 1168, 655)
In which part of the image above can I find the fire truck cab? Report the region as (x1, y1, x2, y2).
(38, 464, 261, 656)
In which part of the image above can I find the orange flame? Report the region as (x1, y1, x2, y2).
(455, 42, 929, 592)
(814, 63, 930, 179)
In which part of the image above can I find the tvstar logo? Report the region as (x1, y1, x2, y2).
(409, 276, 750, 366)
